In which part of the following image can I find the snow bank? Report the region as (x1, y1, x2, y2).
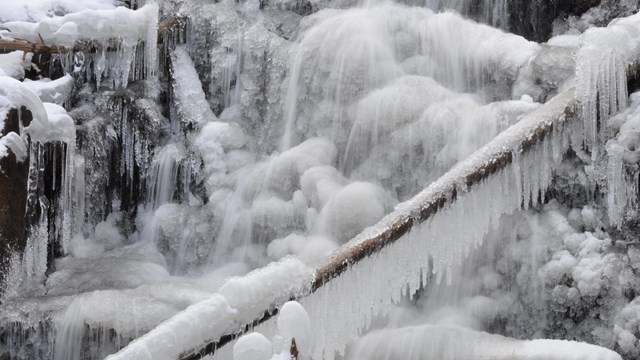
(0, 75, 74, 145)
(40, 102, 75, 144)
(0, 75, 48, 130)
(0, 51, 31, 79)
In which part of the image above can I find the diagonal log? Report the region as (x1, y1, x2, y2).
(108, 61, 640, 360)
(177, 60, 640, 358)
(176, 85, 578, 360)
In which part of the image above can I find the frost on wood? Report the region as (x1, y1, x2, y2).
(1, 4, 159, 89)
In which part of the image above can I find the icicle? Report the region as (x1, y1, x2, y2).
(606, 140, 627, 228)
(144, 3, 158, 80)
(295, 122, 570, 360)
(94, 47, 107, 90)
(74, 156, 86, 234)
(60, 143, 76, 254)
(576, 47, 628, 160)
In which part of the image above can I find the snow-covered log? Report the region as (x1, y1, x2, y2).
(109, 58, 640, 360)
(93, 8, 640, 358)
(0, 16, 186, 56)
(105, 85, 577, 360)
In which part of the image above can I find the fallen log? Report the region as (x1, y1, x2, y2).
(106, 85, 576, 360)
(177, 56, 640, 356)
(0, 17, 187, 55)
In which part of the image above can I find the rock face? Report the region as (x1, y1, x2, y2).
(0, 108, 31, 293)
(506, 0, 599, 42)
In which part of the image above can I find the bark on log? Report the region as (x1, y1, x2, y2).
(0, 107, 31, 299)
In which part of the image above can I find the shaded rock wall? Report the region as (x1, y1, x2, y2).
(0, 108, 31, 294)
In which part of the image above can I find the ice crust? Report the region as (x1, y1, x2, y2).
(170, 46, 218, 129)
(23, 75, 74, 105)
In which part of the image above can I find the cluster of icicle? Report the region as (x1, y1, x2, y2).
(0, 75, 79, 302)
(1, 4, 160, 303)
(0, 5, 158, 90)
(292, 93, 576, 360)
(576, 12, 640, 227)
(187, 89, 579, 360)
(110, 8, 640, 360)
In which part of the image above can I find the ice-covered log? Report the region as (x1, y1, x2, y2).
(0, 16, 184, 56)
(107, 12, 640, 360)
(106, 87, 577, 360)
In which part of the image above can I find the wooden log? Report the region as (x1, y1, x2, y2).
(0, 17, 187, 55)
(123, 58, 640, 360)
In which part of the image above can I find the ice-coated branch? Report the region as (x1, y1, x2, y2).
(110, 87, 577, 360)
(0, 16, 185, 56)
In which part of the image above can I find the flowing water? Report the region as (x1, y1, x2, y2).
(1, 0, 639, 358)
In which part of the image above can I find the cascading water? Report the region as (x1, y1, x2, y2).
(2, 0, 640, 359)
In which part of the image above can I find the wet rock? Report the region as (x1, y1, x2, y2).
(0, 108, 31, 295)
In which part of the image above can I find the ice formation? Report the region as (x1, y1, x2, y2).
(1, 4, 159, 89)
(348, 325, 622, 360)
(605, 91, 640, 227)
(2, 0, 640, 359)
